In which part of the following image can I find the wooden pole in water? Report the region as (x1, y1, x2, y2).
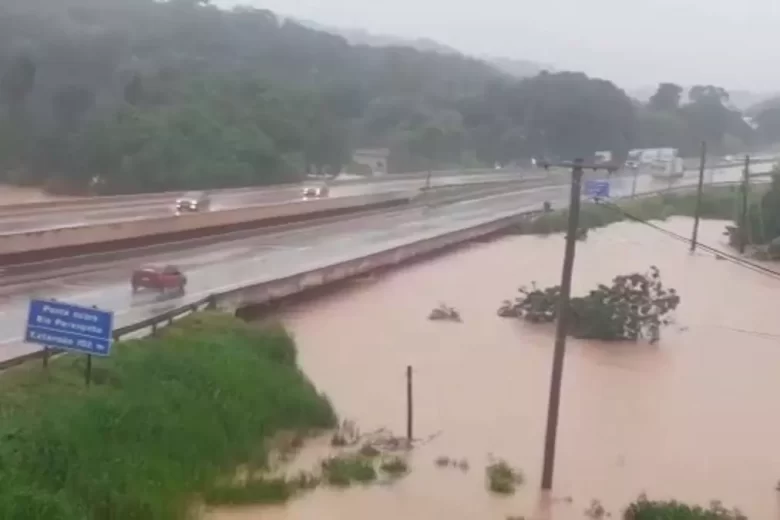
(739, 155, 750, 254)
(540, 159, 583, 491)
(690, 141, 707, 253)
(406, 365, 413, 442)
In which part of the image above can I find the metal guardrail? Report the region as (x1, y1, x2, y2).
(0, 178, 767, 371)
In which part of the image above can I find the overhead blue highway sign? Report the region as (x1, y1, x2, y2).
(584, 179, 610, 199)
(25, 299, 114, 356)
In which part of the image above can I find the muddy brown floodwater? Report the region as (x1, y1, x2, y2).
(209, 217, 780, 520)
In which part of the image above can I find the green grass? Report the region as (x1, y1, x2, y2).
(515, 185, 762, 236)
(203, 478, 294, 506)
(0, 312, 336, 520)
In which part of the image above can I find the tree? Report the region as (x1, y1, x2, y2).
(648, 82, 683, 112)
(498, 267, 680, 343)
(754, 107, 780, 144)
(688, 85, 730, 105)
(52, 85, 95, 129)
(123, 73, 145, 106)
(680, 85, 749, 152)
(303, 113, 350, 176)
(0, 1, 752, 194)
(1, 53, 36, 122)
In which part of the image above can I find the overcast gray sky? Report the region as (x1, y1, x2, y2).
(219, 0, 780, 92)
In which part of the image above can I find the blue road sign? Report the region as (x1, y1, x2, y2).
(25, 299, 114, 356)
(584, 179, 610, 198)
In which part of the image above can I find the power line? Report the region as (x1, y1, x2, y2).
(594, 200, 780, 281)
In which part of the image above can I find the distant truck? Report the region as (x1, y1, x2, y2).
(650, 157, 684, 179)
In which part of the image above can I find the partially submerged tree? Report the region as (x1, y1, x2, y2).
(624, 494, 746, 520)
(498, 266, 680, 343)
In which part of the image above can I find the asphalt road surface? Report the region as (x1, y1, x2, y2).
(0, 172, 538, 235)
(0, 162, 773, 363)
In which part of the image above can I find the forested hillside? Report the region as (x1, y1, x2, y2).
(0, 0, 771, 195)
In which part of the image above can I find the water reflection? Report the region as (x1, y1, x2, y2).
(209, 217, 780, 519)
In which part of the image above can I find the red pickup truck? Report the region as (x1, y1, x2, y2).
(131, 265, 187, 293)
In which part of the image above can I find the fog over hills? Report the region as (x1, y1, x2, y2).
(294, 18, 778, 111)
(629, 85, 779, 111)
(296, 19, 549, 79)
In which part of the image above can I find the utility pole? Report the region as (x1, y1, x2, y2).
(739, 155, 750, 254)
(537, 158, 615, 491)
(630, 165, 639, 198)
(690, 141, 707, 253)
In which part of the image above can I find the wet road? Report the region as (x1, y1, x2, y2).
(0, 163, 773, 362)
(0, 158, 773, 234)
(0, 172, 539, 235)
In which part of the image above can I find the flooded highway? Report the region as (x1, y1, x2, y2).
(210, 217, 780, 519)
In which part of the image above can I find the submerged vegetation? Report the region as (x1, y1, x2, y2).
(485, 458, 525, 495)
(624, 494, 747, 520)
(0, 312, 336, 519)
(499, 266, 680, 342)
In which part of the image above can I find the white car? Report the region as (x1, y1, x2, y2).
(302, 186, 329, 199)
(175, 191, 211, 213)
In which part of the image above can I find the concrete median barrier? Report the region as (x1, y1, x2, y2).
(220, 210, 537, 314)
(0, 191, 414, 263)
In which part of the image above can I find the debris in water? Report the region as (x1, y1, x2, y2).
(428, 303, 462, 322)
(585, 499, 607, 519)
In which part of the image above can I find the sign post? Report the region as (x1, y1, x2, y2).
(584, 179, 610, 200)
(25, 299, 114, 385)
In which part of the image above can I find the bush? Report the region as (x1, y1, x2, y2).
(624, 494, 747, 519)
(485, 459, 524, 495)
(0, 312, 336, 520)
(498, 266, 680, 342)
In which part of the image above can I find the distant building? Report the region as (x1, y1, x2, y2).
(352, 148, 389, 176)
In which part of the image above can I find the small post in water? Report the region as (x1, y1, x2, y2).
(85, 354, 92, 387)
(739, 155, 750, 254)
(690, 141, 707, 253)
(406, 365, 413, 443)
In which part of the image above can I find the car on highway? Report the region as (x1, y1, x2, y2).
(131, 264, 187, 293)
(302, 185, 329, 199)
(175, 191, 211, 213)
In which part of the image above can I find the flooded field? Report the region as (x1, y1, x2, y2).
(210, 217, 780, 519)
